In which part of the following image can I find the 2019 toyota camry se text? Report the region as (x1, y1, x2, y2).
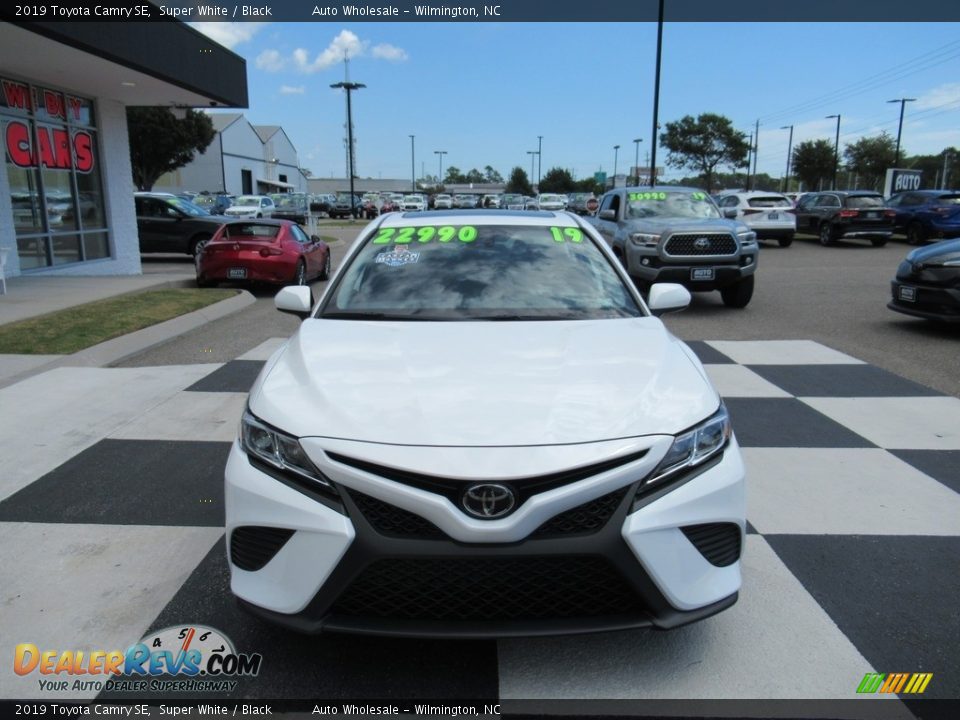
(225, 209, 746, 637)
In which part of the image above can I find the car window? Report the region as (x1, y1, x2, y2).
(747, 196, 791, 208)
(845, 195, 884, 208)
(625, 191, 720, 219)
(718, 196, 738, 207)
(290, 225, 310, 244)
(819, 195, 841, 208)
(224, 223, 281, 239)
(321, 223, 641, 321)
(934, 194, 960, 205)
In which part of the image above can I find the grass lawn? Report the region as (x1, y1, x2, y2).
(0, 288, 238, 355)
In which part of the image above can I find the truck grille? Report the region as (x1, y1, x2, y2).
(332, 556, 646, 621)
(664, 233, 737, 256)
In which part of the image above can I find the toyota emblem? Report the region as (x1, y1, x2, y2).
(461, 483, 516, 519)
(694, 237, 711, 251)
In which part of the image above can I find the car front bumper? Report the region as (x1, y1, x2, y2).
(889, 280, 960, 322)
(224, 435, 746, 638)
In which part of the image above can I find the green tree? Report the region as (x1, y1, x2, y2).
(659, 113, 750, 194)
(464, 168, 485, 184)
(903, 147, 959, 189)
(483, 165, 504, 184)
(538, 167, 576, 193)
(505, 166, 533, 196)
(844, 132, 897, 191)
(791, 139, 836, 191)
(127, 107, 216, 191)
(443, 166, 465, 184)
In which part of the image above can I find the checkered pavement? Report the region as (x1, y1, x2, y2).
(0, 339, 957, 706)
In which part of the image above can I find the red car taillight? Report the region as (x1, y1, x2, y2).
(838, 209, 859, 218)
(884, 209, 897, 219)
(259, 247, 284, 257)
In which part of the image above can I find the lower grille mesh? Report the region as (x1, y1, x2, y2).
(349, 490, 447, 539)
(332, 556, 646, 621)
(681, 523, 742, 567)
(230, 526, 295, 572)
(531, 488, 628, 538)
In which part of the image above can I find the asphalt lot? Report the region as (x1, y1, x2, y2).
(127, 225, 960, 400)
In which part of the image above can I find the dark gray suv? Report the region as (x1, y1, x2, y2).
(589, 186, 759, 308)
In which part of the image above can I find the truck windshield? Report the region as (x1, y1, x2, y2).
(626, 191, 721, 220)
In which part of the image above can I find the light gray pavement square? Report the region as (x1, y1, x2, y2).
(109, 391, 247, 442)
(498, 537, 879, 700)
(0, 522, 223, 700)
(0, 354, 63, 384)
(236, 337, 288, 362)
(706, 340, 865, 366)
(743, 448, 960, 535)
(703, 364, 793, 398)
(801, 397, 960, 450)
(0, 365, 222, 502)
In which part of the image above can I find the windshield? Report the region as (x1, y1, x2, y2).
(626, 191, 721, 219)
(168, 198, 209, 216)
(320, 223, 641, 321)
(747, 196, 792, 208)
(235, 197, 261, 207)
(276, 196, 304, 208)
(846, 195, 884, 209)
(540, 195, 563, 203)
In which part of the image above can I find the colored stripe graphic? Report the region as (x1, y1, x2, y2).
(903, 673, 933, 694)
(857, 672, 932, 694)
(857, 673, 885, 693)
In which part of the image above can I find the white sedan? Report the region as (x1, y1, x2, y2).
(224, 195, 276, 219)
(225, 210, 746, 637)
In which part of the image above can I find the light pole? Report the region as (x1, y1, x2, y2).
(527, 151, 538, 189)
(434, 150, 447, 185)
(780, 125, 794, 193)
(826, 114, 841, 190)
(613, 145, 620, 188)
(409, 135, 415, 192)
(887, 98, 915, 167)
(649, 0, 664, 187)
(537, 135, 543, 186)
(330, 81, 365, 217)
(633, 138, 643, 186)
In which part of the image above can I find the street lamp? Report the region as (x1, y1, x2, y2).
(887, 98, 915, 167)
(780, 125, 794, 193)
(409, 135, 415, 192)
(434, 150, 447, 184)
(527, 150, 538, 187)
(330, 81, 365, 218)
(633, 138, 643, 186)
(649, 0, 664, 187)
(613, 145, 620, 188)
(826, 114, 841, 190)
(537, 135, 543, 186)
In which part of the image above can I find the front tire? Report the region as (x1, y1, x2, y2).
(293, 259, 307, 286)
(906, 222, 926, 246)
(819, 223, 835, 246)
(720, 275, 754, 308)
(871, 238, 888, 247)
(189, 234, 211, 260)
(320, 252, 331, 281)
(778, 236, 794, 248)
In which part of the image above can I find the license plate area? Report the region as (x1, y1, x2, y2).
(768, 211, 779, 220)
(691, 267, 715, 281)
(227, 267, 247, 279)
(898, 285, 916, 302)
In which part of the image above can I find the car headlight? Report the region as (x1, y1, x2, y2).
(647, 405, 731, 486)
(630, 232, 660, 247)
(240, 409, 331, 488)
(737, 230, 757, 245)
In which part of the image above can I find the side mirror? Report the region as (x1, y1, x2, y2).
(647, 283, 691, 316)
(598, 209, 616, 221)
(275, 286, 313, 319)
(310, 235, 321, 244)
(723, 208, 738, 219)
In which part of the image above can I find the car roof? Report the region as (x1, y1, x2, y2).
(379, 209, 579, 226)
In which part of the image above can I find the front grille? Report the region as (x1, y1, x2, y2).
(332, 557, 646, 621)
(230, 526, 295, 572)
(348, 490, 447, 539)
(681, 523, 742, 567)
(664, 233, 737, 256)
(327, 450, 647, 513)
(531, 488, 628, 538)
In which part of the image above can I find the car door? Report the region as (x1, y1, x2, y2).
(818, 194, 842, 228)
(136, 197, 183, 252)
(290, 224, 320, 276)
(593, 193, 621, 247)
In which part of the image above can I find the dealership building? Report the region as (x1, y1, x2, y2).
(0, 19, 247, 279)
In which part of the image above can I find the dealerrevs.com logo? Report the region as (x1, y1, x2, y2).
(14, 625, 262, 693)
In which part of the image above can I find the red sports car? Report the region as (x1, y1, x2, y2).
(196, 219, 331, 287)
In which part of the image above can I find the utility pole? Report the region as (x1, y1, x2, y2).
(826, 114, 841, 190)
(633, 138, 643, 186)
(781, 125, 794, 193)
(331, 80, 365, 218)
(649, 0, 664, 187)
(613, 145, 620, 188)
(750, 119, 759, 190)
(434, 150, 447, 185)
(745, 133, 753, 190)
(409, 135, 415, 192)
(537, 135, 543, 187)
(887, 98, 916, 167)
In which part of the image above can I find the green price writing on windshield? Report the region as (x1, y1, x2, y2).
(549, 227, 583, 243)
(373, 225, 478, 244)
(628, 192, 667, 201)
(690, 192, 707, 201)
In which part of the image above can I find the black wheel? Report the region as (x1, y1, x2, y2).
(196, 275, 215, 288)
(293, 259, 307, 286)
(256, 213, 262, 218)
(819, 223, 835, 246)
(871, 238, 888, 247)
(906, 222, 926, 246)
(189, 234, 211, 260)
(720, 275, 754, 308)
(320, 252, 331, 281)
(778, 236, 794, 248)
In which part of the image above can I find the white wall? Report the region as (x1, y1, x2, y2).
(154, 134, 224, 193)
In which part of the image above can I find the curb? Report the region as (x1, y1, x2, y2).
(0, 290, 256, 389)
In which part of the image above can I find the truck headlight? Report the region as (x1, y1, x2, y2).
(737, 230, 757, 245)
(240, 409, 331, 488)
(647, 405, 731, 486)
(630, 232, 660, 247)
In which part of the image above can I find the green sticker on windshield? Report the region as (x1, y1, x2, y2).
(690, 192, 707, 201)
(549, 227, 583, 243)
(374, 225, 478, 245)
(628, 192, 668, 201)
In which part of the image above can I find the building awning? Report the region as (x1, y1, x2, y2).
(256, 178, 295, 189)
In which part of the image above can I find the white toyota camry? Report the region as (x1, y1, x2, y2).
(225, 209, 746, 637)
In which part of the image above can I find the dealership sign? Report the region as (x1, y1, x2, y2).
(2, 78, 95, 172)
(884, 168, 922, 197)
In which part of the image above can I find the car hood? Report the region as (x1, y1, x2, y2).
(249, 318, 718, 447)
(615, 216, 748, 235)
(906, 239, 960, 265)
